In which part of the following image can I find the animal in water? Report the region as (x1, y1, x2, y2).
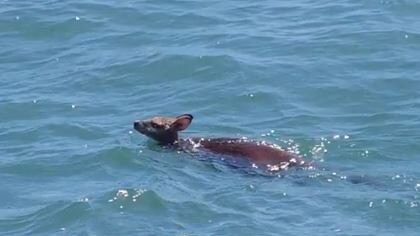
(133, 114, 309, 171)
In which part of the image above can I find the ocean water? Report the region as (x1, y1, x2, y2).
(1, 0, 420, 235)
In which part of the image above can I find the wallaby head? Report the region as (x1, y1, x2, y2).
(133, 114, 193, 144)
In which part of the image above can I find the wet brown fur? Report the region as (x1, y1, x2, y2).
(134, 114, 306, 169)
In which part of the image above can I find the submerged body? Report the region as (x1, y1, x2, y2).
(178, 138, 305, 170)
(134, 114, 307, 171)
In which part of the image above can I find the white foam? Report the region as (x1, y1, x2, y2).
(117, 189, 129, 198)
(267, 164, 280, 171)
(80, 197, 89, 202)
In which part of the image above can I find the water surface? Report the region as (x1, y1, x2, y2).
(1, 0, 420, 235)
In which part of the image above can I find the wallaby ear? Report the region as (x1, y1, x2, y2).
(171, 114, 193, 131)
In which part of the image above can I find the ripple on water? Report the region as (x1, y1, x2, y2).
(0, 201, 91, 235)
(103, 188, 166, 214)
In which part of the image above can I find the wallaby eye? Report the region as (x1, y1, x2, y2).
(151, 122, 160, 129)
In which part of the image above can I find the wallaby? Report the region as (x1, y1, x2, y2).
(133, 114, 308, 171)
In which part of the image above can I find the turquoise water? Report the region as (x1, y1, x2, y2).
(1, 0, 420, 235)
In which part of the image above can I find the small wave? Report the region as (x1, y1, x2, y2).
(101, 188, 167, 214)
(0, 200, 91, 235)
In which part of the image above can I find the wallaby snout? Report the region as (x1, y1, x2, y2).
(133, 120, 142, 130)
